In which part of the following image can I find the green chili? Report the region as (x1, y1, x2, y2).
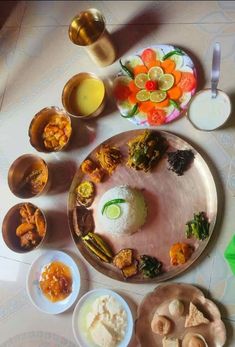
(169, 99, 180, 110)
(162, 49, 184, 60)
(119, 59, 134, 79)
(102, 199, 126, 215)
(121, 104, 138, 118)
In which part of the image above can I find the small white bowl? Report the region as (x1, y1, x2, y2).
(187, 88, 232, 131)
(72, 288, 134, 347)
(27, 250, 80, 314)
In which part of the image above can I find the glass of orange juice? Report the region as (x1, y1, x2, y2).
(68, 8, 116, 67)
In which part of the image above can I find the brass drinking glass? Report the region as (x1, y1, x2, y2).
(68, 8, 116, 67)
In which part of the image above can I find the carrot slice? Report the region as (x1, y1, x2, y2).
(113, 84, 131, 101)
(128, 93, 138, 104)
(133, 65, 148, 75)
(141, 48, 156, 64)
(128, 80, 140, 93)
(145, 59, 161, 69)
(167, 86, 182, 100)
(139, 101, 155, 113)
(178, 72, 196, 92)
(171, 70, 182, 85)
(161, 59, 176, 73)
(155, 98, 170, 108)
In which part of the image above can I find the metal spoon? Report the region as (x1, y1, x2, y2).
(211, 42, 221, 98)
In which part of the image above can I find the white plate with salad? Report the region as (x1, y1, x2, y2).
(113, 44, 197, 126)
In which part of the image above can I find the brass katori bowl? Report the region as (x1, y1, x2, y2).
(8, 154, 49, 199)
(28, 106, 72, 153)
(2, 202, 48, 253)
(62, 72, 106, 119)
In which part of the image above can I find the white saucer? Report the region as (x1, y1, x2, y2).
(27, 250, 80, 314)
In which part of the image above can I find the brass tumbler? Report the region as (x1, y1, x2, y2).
(68, 8, 116, 67)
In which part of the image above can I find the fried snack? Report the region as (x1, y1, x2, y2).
(16, 203, 46, 249)
(81, 159, 105, 183)
(20, 202, 35, 223)
(185, 302, 209, 327)
(34, 209, 46, 238)
(75, 180, 95, 207)
(113, 249, 133, 269)
(81, 159, 96, 174)
(16, 222, 35, 237)
(42, 116, 71, 150)
(151, 315, 172, 335)
(96, 144, 122, 175)
(162, 337, 180, 347)
(20, 230, 41, 249)
(122, 260, 139, 279)
(169, 242, 194, 266)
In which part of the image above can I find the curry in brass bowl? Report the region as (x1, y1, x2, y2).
(8, 154, 49, 199)
(28, 106, 72, 153)
(62, 73, 106, 119)
(2, 202, 47, 253)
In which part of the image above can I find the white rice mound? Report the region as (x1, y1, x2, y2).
(97, 185, 147, 236)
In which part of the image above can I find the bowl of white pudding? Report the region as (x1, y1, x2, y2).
(187, 89, 232, 131)
(72, 288, 133, 347)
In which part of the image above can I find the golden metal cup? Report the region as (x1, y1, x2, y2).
(8, 154, 50, 199)
(62, 72, 106, 119)
(68, 8, 116, 67)
(2, 202, 48, 253)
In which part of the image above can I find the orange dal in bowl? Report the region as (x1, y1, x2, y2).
(69, 78, 105, 117)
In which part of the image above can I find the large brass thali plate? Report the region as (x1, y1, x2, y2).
(68, 130, 217, 283)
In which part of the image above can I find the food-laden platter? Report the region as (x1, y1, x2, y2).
(68, 129, 217, 283)
(113, 45, 197, 126)
(135, 283, 226, 347)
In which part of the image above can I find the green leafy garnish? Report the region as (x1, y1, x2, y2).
(119, 59, 134, 79)
(169, 99, 180, 110)
(139, 255, 162, 278)
(121, 104, 138, 118)
(102, 198, 126, 215)
(162, 48, 184, 60)
(185, 212, 210, 240)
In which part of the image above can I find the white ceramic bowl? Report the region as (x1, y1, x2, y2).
(72, 288, 134, 347)
(27, 250, 80, 314)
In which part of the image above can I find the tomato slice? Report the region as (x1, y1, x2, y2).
(114, 84, 131, 101)
(178, 72, 196, 92)
(141, 48, 156, 64)
(147, 108, 166, 126)
(145, 80, 157, 91)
